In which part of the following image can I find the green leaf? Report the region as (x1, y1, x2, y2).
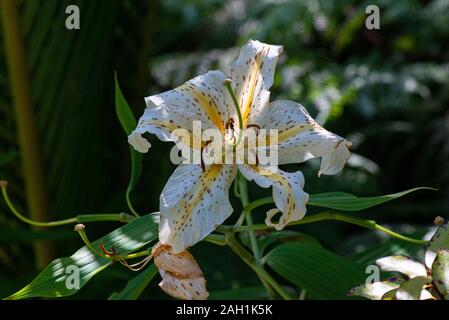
(308, 187, 435, 211)
(266, 243, 365, 299)
(259, 231, 321, 256)
(395, 276, 432, 300)
(109, 264, 158, 300)
(425, 222, 449, 269)
(351, 240, 422, 266)
(115, 73, 138, 136)
(432, 249, 449, 300)
(115, 74, 143, 212)
(5, 213, 159, 300)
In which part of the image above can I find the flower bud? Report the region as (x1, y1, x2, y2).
(152, 242, 209, 300)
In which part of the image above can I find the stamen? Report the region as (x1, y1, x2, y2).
(99, 243, 117, 257)
(246, 124, 261, 130)
(119, 254, 153, 272)
(200, 140, 213, 172)
(74, 224, 103, 257)
(223, 79, 244, 146)
(247, 124, 261, 165)
(225, 118, 235, 131)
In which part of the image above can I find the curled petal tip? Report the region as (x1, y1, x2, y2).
(128, 132, 151, 153)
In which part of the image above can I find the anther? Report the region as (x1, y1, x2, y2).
(434, 216, 445, 226)
(200, 140, 213, 172)
(100, 243, 117, 257)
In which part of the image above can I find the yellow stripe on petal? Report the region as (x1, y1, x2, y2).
(177, 165, 223, 225)
(159, 164, 237, 253)
(240, 48, 267, 123)
(181, 84, 225, 132)
(277, 123, 316, 143)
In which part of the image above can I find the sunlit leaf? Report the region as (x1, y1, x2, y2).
(5, 213, 159, 300)
(432, 249, 449, 300)
(109, 264, 158, 300)
(425, 222, 449, 269)
(308, 187, 435, 211)
(395, 276, 431, 300)
(266, 243, 365, 299)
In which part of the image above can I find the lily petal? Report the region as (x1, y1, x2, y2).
(231, 39, 283, 126)
(129, 70, 233, 153)
(238, 165, 308, 230)
(376, 255, 427, 278)
(349, 277, 403, 300)
(258, 100, 351, 175)
(152, 243, 209, 300)
(159, 164, 237, 253)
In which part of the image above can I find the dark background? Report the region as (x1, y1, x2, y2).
(0, 0, 448, 299)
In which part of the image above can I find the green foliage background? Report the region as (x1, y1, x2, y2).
(0, 0, 448, 299)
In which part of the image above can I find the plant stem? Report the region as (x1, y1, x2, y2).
(1, 183, 135, 226)
(1, 0, 53, 268)
(235, 197, 273, 227)
(204, 234, 226, 246)
(237, 174, 262, 261)
(126, 191, 140, 218)
(374, 224, 427, 245)
(225, 233, 293, 300)
(223, 210, 427, 245)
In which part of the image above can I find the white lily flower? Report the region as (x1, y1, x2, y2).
(129, 40, 351, 253)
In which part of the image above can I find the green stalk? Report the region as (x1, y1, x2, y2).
(237, 173, 262, 261)
(1, 182, 135, 226)
(222, 210, 427, 245)
(0, 0, 53, 267)
(226, 233, 293, 300)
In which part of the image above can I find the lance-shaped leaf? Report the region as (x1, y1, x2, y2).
(115, 75, 143, 210)
(349, 277, 403, 300)
(425, 222, 449, 269)
(308, 187, 435, 211)
(109, 264, 158, 300)
(432, 249, 449, 300)
(266, 242, 365, 299)
(376, 255, 427, 278)
(395, 276, 432, 300)
(5, 213, 159, 300)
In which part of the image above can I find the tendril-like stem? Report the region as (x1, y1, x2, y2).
(220, 208, 427, 245)
(1, 181, 136, 227)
